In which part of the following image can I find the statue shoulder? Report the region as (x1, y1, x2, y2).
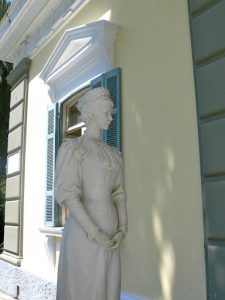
(60, 137, 85, 159)
(61, 137, 80, 149)
(104, 144, 122, 162)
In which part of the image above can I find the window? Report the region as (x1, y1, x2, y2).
(61, 87, 89, 140)
(45, 68, 121, 227)
(59, 87, 89, 225)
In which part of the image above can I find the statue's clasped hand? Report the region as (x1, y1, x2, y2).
(94, 231, 114, 248)
(110, 230, 124, 249)
(94, 229, 125, 249)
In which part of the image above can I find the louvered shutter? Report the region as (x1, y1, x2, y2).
(103, 68, 121, 150)
(45, 103, 60, 226)
(91, 68, 121, 150)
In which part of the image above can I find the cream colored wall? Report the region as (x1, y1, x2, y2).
(22, 75, 55, 280)
(27, 0, 206, 299)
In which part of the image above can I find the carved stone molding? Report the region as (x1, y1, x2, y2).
(0, 0, 89, 65)
(7, 58, 31, 87)
(0, 57, 31, 266)
(40, 20, 119, 103)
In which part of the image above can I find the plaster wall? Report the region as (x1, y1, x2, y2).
(22, 76, 55, 281)
(23, 0, 206, 299)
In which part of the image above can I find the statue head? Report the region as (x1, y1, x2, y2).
(77, 87, 113, 129)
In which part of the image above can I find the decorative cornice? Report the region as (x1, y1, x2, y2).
(0, 0, 89, 65)
(7, 58, 31, 87)
(40, 20, 119, 103)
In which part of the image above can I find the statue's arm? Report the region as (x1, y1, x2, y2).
(54, 140, 99, 240)
(112, 162, 128, 238)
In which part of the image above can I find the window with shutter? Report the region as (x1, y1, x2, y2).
(45, 68, 121, 226)
(59, 88, 89, 225)
(45, 103, 60, 226)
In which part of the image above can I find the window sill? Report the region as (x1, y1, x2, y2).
(0, 251, 22, 266)
(39, 227, 63, 238)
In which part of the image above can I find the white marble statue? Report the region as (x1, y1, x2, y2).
(55, 87, 128, 300)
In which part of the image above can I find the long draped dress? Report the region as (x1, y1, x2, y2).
(55, 135, 127, 300)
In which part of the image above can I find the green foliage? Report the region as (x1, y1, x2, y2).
(0, 175, 5, 221)
(0, 61, 11, 83)
(0, 75, 11, 250)
(0, 0, 12, 250)
(0, 0, 10, 20)
(0, 77, 11, 172)
(0, 175, 5, 253)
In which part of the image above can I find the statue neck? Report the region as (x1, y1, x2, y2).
(84, 125, 102, 140)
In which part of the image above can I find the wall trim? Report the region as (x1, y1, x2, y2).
(0, 252, 22, 267)
(40, 20, 119, 103)
(0, 0, 89, 65)
(7, 58, 31, 87)
(1, 58, 31, 263)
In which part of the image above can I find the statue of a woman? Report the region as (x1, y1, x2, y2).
(55, 87, 127, 300)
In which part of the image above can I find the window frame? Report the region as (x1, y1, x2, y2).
(60, 86, 90, 141)
(44, 68, 121, 228)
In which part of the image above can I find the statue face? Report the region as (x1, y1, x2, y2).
(93, 102, 113, 130)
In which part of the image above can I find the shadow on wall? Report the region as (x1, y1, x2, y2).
(121, 90, 202, 300)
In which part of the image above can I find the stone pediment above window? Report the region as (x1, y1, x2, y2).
(40, 20, 119, 103)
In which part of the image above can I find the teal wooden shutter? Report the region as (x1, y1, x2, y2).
(45, 103, 60, 226)
(104, 68, 121, 150)
(91, 68, 121, 150)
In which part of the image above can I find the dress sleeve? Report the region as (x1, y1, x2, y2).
(55, 140, 99, 240)
(112, 161, 128, 237)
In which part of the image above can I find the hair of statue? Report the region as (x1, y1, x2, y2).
(77, 87, 113, 124)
